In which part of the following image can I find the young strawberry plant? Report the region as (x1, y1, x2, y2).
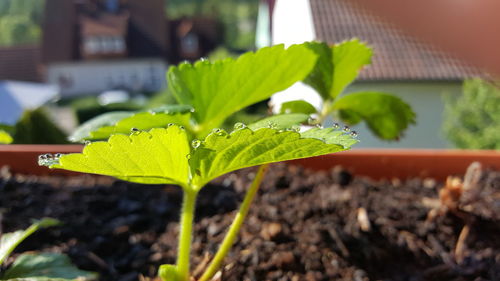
(38, 43, 363, 281)
(282, 39, 416, 140)
(38, 40, 416, 280)
(0, 218, 96, 281)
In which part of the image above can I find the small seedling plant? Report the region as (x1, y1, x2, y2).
(0, 218, 96, 281)
(40, 41, 414, 281)
(281, 39, 416, 140)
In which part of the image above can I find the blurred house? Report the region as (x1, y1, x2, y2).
(0, 81, 59, 125)
(0, 0, 221, 97)
(259, 0, 483, 148)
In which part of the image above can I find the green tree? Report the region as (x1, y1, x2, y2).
(0, 14, 41, 46)
(0, 0, 44, 46)
(443, 79, 500, 149)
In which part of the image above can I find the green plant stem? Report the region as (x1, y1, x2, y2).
(176, 188, 198, 281)
(316, 99, 333, 125)
(199, 164, 270, 281)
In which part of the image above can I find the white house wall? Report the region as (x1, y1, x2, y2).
(272, 0, 316, 46)
(46, 59, 167, 97)
(339, 82, 462, 148)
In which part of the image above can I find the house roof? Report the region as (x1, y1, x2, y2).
(0, 81, 59, 125)
(0, 45, 41, 82)
(310, 0, 482, 81)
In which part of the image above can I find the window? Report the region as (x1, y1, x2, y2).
(84, 37, 100, 54)
(181, 33, 199, 54)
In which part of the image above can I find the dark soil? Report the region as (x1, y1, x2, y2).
(0, 163, 499, 281)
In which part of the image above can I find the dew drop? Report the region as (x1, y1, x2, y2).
(38, 153, 54, 166)
(191, 139, 201, 149)
(179, 126, 185, 130)
(350, 131, 358, 137)
(293, 126, 301, 132)
(84, 141, 91, 145)
(167, 123, 174, 127)
(233, 122, 246, 130)
(333, 123, 340, 129)
(190, 108, 195, 113)
(212, 128, 227, 136)
(186, 154, 191, 160)
(343, 126, 350, 132)
(315, 124, 323, 129)
(267, 122, 277, 129)
(54, 153, 62, 159)
(307, 117, 317, 125)
(131, 128, 140, 132)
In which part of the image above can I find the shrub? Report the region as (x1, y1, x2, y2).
(443, 79, 500, 149)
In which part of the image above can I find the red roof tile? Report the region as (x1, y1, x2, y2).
(310, 0, 483, 81)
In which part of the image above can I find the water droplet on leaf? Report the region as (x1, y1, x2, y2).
(131, 128, 140, 132)
(267, 122, 277, 129)
(350, 131, 358, 137)
(333, 123, 340, 129)
(186, 154, 191, 160)
(191, 139, 201, 149)
(343, 126, 350, 132)
(38, 153, 55, 166)
(167, 123, 174, 127)
(307, 117, 316, 125)
(212, 128, 227, 136)
(233, 122, 246, 130)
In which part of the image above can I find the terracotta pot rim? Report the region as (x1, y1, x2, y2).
(1, 145, 499, 180)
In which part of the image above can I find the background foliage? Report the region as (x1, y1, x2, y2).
(0, 0, 44, 46)
(12, 108, 69, 144)
(443, 78, 500, 149)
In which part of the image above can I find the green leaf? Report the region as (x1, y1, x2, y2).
(189, 126, 357, 188)
(88, 112, 191, 141)
(3, 253, 97, 281)
(332, 92, 416, 140)
(69, 105, 193, 142)
(68, 112, 134, 142)
(0, 218, 60, 266)
(48, 126, 191, 186)
(147, 105, 194, 115)
(279, 100, 317, 115)
(168, 44, 317, 135)
(0, 130, 13, 144)
(303, 39, 372, 99)
(247, 113, 310, 131)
